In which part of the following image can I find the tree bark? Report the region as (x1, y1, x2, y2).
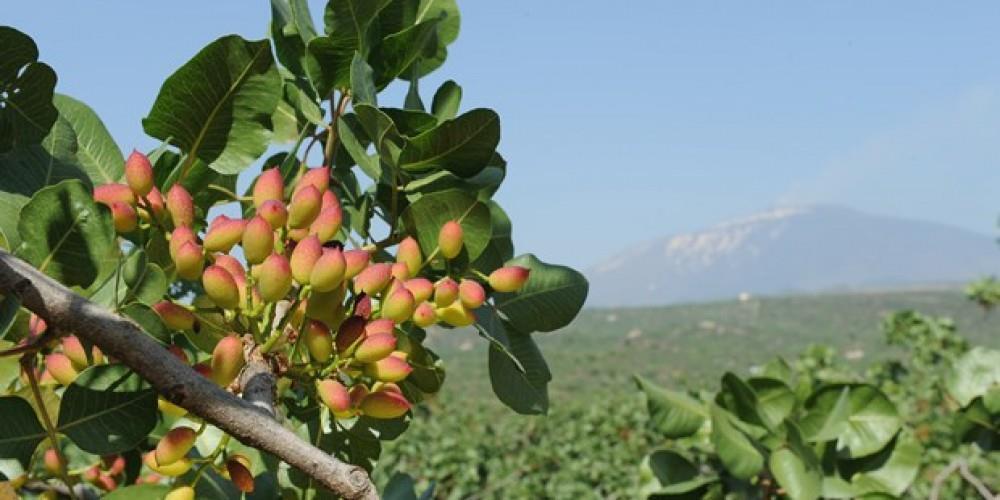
(0, 250, 377, 500)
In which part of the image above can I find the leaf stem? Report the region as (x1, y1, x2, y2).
(323, 92, 351, 166)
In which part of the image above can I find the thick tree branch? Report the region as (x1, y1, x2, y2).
(0, 250, 377, 500)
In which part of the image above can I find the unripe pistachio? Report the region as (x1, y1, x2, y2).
(155, 426, 196, 466)
(438, 220, 463, 259)
(295, 167, 330, 193)
(310, 248, 346, 292)
(95, 474, 117, 491)
(110, 201, 137, 233)
(94, 183, 135, 207)
(436, 300, 476, 327)
(256, 253, 293, 302)
(143, 452, 192, 477)
(285, 238, 318, 286)
(343, 249, 370, 279)
(143, 187, 166, 221)
(295, 166, 330, 195)
(286, 227, 308, 242)
(165, 486, 195, 500)
(242, 215, 274, 265)
(350, 384, 370, 406)
(226, 455, 255, 493)
(365, 353, 412, 382)
(174, 241, 204, 280)
(204, 216, 246, 253)
(459, 279, 487, 309)
(304, 320, 333, 363)
(137, 473, 163, 485)
(213, 254, 245, 281)
(202, 266, 240, 310)
(310, 207, 342, 242)
(354, 333, 397, 363)
(211, 335, 245, 387)
(396, 237, 422, 277)
(335, 316, 366, 354)
(287, 185, 321, 229)
(192, 362, 213, 380)
(359, 389, 411, 419)
(382, 288, 415, 323)
(307, 285, 346, 325)
(45, 353, 78, 385)
(165, 184, 194, 228)
(488, 266, 531, 292)
(253, 168, 284, 208)
(29, 313, 47, 337)
(404, 278, 434, 304)
(354, 263, 393, 295)
(43, 448, 63, 476)
(167, 345, 189, 364)
(355, 294, 373, 318)
(153, 301, 196, 331)
(316, 379, 352, 416)
(412, 302, 436, 328)
(169, 226, 197, 260)
(257, 199, 288, 229)
(158, 397, 187, 418)
(62, 335, 102, 370)
(104, 455, 126, 476)
(124, 149, 154, 196)
(391, 262, 410, 282)
(433, 277, 459, 307)
(365, 318, 395, 337)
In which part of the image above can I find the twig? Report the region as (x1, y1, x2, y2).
(930, 458, 996, 500)
(0, 250, 377, 500)
(23, 357, 79, 500)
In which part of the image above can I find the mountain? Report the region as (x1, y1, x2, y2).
(586, 205, 1000, 307)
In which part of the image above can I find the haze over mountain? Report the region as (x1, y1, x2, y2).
(587, 205, 1000, 307)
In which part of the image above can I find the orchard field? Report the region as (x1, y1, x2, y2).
(375, 289, 1000, 498)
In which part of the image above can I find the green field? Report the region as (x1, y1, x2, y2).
(374, 289, 1000, 498)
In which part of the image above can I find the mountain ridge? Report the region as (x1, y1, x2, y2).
(586, 205, 999, 307)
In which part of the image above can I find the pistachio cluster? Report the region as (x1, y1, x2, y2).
(81, 151, 530, 492)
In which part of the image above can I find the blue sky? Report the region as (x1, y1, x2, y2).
(7, 2, 1000, 269)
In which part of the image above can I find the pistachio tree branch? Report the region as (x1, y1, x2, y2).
(0, 250, 377, 500)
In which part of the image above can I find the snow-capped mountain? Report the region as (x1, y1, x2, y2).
(586, 205, 1000, 307)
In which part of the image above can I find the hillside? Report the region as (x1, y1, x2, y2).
(586, 205, 1000, 306)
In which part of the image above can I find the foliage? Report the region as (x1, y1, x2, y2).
(635, 308, 1000, 499)
(0, 1, 588, 497)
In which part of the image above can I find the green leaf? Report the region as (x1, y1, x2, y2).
(0, 295, 19, 340)
(52, 94, 124, 185)
(306, 0, 392, 96)
(770, 448, 821, 500)
(0, 396, 45, 468)
(634, 375, 706, 439)
(270, 0, 319, 77)
(143, 35, 281, 175)
(17, 180, 116, 288)
(709, 404, 764, 480)
(401, 0, 461, 80)
(350, 52, 377, 106)
(382, 108, 438, 137)
(494, 254, 589, 334)
(799, 386, 850, 443)
(639, 449, 716, 499)
(717, 372, 774, 430)
(803, 385, 901, 458)
(399, 189, 491, 261)
(749, 378, 796, 429)
(398, 108, 500, 177)
(383, 472, 418, 500)
(337, 113, 380, 180)
(271, 77, 323, 144)
(103, 484, 171, 500)
(844, 436, 921, 497)
(57, 365, 157, 455)
(431, 80, 462, 121)
(372, 19, 440, 88)
(945, 347, 1000, 407)
(486, 321, 551, 415)
(123, 302, 170, 343)
(471, 201, 514, 273)
(0, 27, 58, 152)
